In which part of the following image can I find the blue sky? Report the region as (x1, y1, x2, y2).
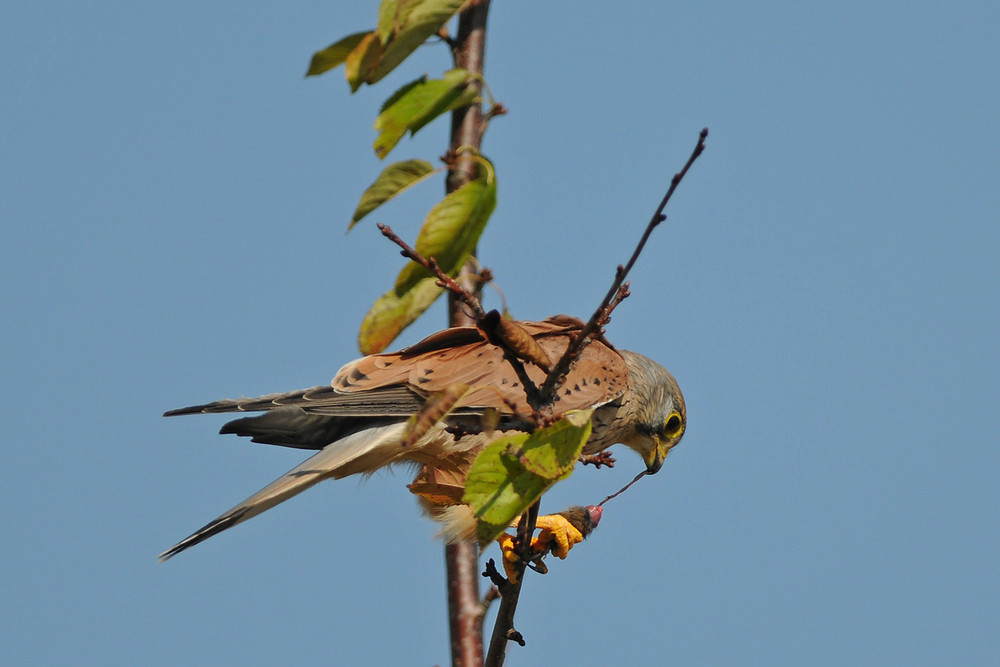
(3, 2, 998, 665)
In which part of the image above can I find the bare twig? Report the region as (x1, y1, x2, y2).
(478, 584, 501, 627)
(377, 223, 487, 320)
(481, 102, 508, 132)
(436, 26, 457, 49)
(537, 128, 709, 407)
(516, 501, 541, 563)
(483, 585, 502, 606)
(376, 223, 552, 422)
(482, 559, 508, 591)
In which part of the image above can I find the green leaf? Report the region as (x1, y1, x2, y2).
(358, 277, 443, 355)
(367, 0, 467, 84)
(373, 69, 476, 159)
(463, 410, 594, 544)
(409, 78, 478, 136)
(377, 0, 422, 45)
(376, 0, 401, 44)
(378, 76, 425, 114)
(305, 32, 370, 77)
(395, 155, 496, 292)
(349, 159, 438, 230)
(344, 32, 383, 93)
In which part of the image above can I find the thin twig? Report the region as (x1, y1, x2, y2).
(377, 223, 487, 320)
(537, 128, 709, 407)
(482, 560, 507, 592)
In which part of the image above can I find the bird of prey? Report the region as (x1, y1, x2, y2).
(159, 315, 686, 561)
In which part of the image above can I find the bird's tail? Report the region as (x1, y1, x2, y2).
(159, 422, 406, 561)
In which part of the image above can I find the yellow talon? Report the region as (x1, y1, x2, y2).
(533, 514, 584, 559)
(496, 532, 523, 583)
(495, 512, 588, 582)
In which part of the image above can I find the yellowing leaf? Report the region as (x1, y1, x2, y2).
(349, 159, 438, 230)
(463, 410, 594, 544)
(373, 69, 476, 159)
(309, 1, 466, 88)
(395, 155, 496, 291)
(367, 0, 467, 84)
(345, 32, 384, 93)
(358, 277, 442, 355)
(305, 32, 370, 77)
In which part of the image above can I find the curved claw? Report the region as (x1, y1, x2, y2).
(532, 514, 584, 559)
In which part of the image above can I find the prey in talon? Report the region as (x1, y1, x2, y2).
(497, 505, 604, 583)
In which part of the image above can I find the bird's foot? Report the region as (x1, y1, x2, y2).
(579, 451, 616, 469)
(496, 514, 585, 583)
(533, 513, 585, 558)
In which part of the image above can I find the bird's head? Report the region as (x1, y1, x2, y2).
(619, 350, 687, 474)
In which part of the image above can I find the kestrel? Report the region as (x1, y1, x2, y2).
(159, 315, 686, 561)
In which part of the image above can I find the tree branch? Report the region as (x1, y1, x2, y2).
(484, 500, 538, 665)
(446, 3, 493, 667)
(537, 128, 709, 406)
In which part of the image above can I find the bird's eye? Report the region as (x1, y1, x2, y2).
(662, 412, 684, 439)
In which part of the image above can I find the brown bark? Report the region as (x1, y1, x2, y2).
(444, 2, 491, 666)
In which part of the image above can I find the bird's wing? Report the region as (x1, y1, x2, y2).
(334, 316, 629, 414)
(163, 385, 428, 418)
(164, 316, 629, 420)
(159, 421, 408, 560)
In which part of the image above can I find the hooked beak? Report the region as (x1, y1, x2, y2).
(643, 434, 679, 474)
(644, 440, 665, 474)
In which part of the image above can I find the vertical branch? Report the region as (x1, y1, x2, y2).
(445, 2, 491, 667)
(446, 0, 489, 194)
(446, 540, 485, 667)
(447, 0, 490, 330)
